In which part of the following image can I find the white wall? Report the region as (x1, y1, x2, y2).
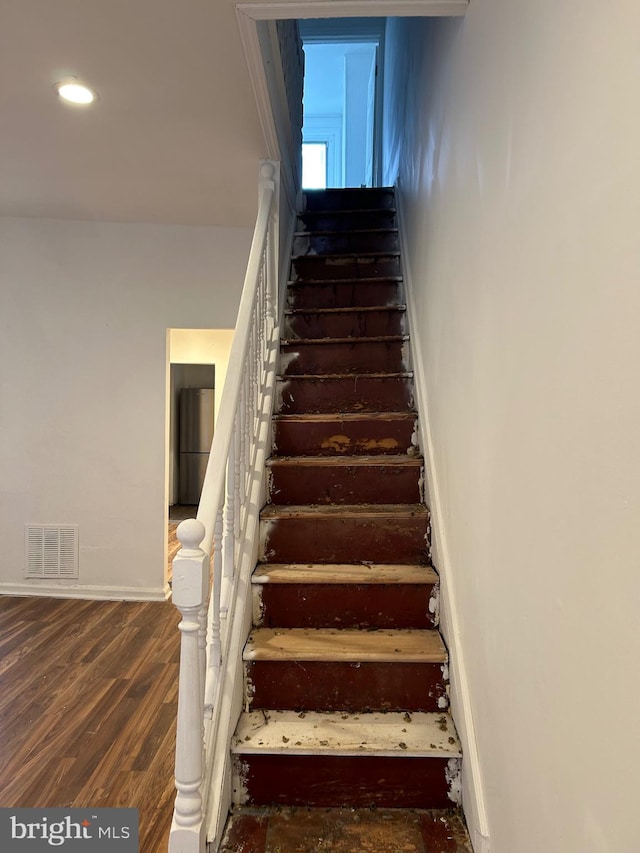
(385, 5, 640, 852)
(0, 218, 251, 599)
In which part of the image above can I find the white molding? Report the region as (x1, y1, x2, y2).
(235, 12, 282, 165)
(237, 1, 469, 20)
(0, 582, 169, 602)
(236, 11, 299, 215)
(395, 192, 491, 853)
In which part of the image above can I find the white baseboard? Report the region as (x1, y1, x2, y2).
(395, 191, 490, 852)
(0, 581, 170, 602)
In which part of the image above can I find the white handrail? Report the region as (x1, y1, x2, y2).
(196, 172, 275, 557)
(169, 160, 281, 853)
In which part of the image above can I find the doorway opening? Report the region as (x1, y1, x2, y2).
(299, 18, 385, 189)
(165, 328, 234, 583)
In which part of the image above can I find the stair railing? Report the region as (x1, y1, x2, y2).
(169, 161, 281, 853)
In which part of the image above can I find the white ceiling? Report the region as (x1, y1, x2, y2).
(0, 0, 267, 226)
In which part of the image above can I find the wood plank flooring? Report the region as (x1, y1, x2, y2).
(0, 561, 181, 850)
(168, 522, 180, 581)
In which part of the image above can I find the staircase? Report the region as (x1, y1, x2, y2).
(219, 188, 470, 850)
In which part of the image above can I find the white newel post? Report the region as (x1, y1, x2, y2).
(170, 518, 208, 853)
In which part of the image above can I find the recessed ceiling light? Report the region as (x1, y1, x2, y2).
(53, 78, 97, 106)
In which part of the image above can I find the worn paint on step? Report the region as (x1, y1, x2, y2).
(290, 253, 402, 282)
(232, 710, 460, 757)
(260, 503, 429, 564)
(287, 278, 402, 309)
(220, 807, 473, 853)
(267, 455, 423, 506)
(233, 753, 461, 809)
(272, 412, 418, 457)
(245, 659, 448, 713)
(284, 306, 407, 339)
(253, 567, 438, 629)
(279, 337, 410, 376)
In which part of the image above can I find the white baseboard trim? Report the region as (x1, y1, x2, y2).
(0, 582, 170, 602)
(396, 191, 490, 852)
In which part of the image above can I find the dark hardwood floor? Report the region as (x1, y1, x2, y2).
(0, 525, 182, 852)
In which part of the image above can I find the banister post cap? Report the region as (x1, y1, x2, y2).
(176, 519, 205, 554)
(173, 518, 207, 609)
(260, 161, 276, 182)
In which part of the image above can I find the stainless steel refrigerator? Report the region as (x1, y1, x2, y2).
(178, 388, 214, 505)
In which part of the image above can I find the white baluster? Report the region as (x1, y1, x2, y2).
(233, 412, 241, 544)
(243, 375, 251, 490)
(210, 506, 224, 666)
(250, 318, 257, 430)
(260, 161, 278, 329)
(170, 519, 207, 853)
(239, 381, 247, 504)
(224, 442, 236, 590)
(259, 262, 266, 365)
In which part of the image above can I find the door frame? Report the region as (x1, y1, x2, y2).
(235, 0, 469, 202)
(300, 22, 383, 187)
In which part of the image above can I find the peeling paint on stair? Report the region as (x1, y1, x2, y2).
(252, 585, 265, 627)
(446, 758, 463, 805)
(429, 583, 440, 625)
(321, 434, 351, 452)
(232, 757, 250, 806)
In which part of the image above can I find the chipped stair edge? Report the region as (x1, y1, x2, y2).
(232, 709, 461, 758)
(231, 710, 463, 809)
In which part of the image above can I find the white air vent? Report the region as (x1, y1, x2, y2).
(25, 525, 79, 579)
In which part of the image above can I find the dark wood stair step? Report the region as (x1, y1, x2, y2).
(267, 455, 422, 505)
(292, 229, 399, 256)
(287, 277, 402, 309)
(272, 412, 418, 456)
(276, 373, 415, 414)
(220, 807, 472, 851)
(290, 253, 401, 282)
(279, 336, 409, 376)
(243, 627, 447, 712)
(252, 563, 439, 629)
(284, 306, 407, 339)
(296, 207, 397, 232)
(260, 503, 429, 564)
(303, 187, 396, 212)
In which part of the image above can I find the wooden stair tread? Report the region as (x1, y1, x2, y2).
(244, 628, 446, 663)
(297, 207, 397, 217)
(273, 412, 416, 423)
(277, 371, 413, 380)
(232, 710, 460, 757)
(288, 275, 403, 286)
(292, 251, 401, 260)
(266, 455, 421, 468)
(280, 335, 409, 346)
(294, 227, 398, 237)
(253, 563, 438, 585)
(285, 305, 406, 315)
(261, 504, 428, 520)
